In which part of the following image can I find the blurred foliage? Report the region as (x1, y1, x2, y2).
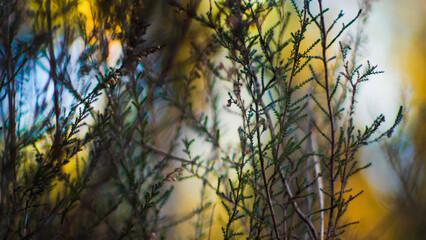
(0, 0, 412, 239)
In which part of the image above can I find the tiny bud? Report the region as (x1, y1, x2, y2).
(387, 129, 394, 138)
(226, 99, 232, 107)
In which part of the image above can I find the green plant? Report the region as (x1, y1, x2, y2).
(0, 0, 403, 239)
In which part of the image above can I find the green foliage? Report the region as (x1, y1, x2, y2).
(0, 0, 404, 239)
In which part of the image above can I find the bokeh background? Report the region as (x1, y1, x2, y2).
(157, 0, 426, 238)
(332, 0, 426, 238)
(113, 0, 426, 238)
(2, 0, 425, 238)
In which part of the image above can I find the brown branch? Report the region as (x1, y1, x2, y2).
(283, 174, 318, 240)
(316, 0, 337, 238)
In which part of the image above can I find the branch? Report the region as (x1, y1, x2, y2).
(283, 174, 318, 240)
(143, 143, 195, 165)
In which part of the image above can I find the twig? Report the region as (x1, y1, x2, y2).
(283, 175, 318, 240)
(143, 143, 195, 165)
(316, 0, 337, 237)
(311, 130, 324, 240)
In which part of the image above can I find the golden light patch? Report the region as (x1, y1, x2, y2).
(77, 0, 94, 34)
(406, 40, 426, 105)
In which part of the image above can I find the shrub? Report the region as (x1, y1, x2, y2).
(0, 0, 402, 239)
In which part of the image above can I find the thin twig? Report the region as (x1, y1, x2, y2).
(311, 130, 324, 240)
(283, 174, 318, 240)
(316, 0, 337, 237)
(143, 143, 195, 165)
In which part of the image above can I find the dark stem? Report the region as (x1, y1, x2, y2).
(46, 0, 62, 161)
(317, 0, 337, 238)
(255, 99, 280, 239)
